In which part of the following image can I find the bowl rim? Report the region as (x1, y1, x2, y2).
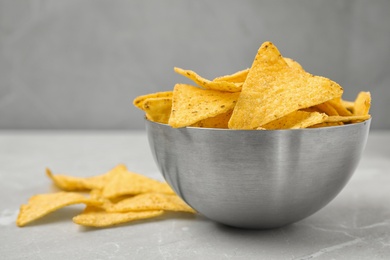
(145, 117, 371, 132)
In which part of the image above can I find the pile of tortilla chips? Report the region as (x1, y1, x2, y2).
(134, 41, 371, 129)
(16, 164, 195, 228)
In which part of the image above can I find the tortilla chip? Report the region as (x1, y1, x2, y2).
(174, 67, 242, 92)
(191, 109, 233, 128)
(168, 84, 240, 128)
(212, 57, 299, 84)
(106, 193, 195, 213)
(213, 68, 249, 83)
(102, 167, 174, 199)
(143, 97, 172, 124)
(313, 102, 339, 116)
(46, 168, 108, 191)
(325, 115, 371, 123)
(16, 192, 101, 227)
(262, 111, 328, 130)
(341, 99, 355, 113)
(326, 97, 353, 116)
(228, 42, 343, 129)
(353, 91, 371, 116)
(72, 206, 164, 227)
(133, 91, 173, 110)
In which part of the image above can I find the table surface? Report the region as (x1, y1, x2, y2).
(1, 130, 389, 260)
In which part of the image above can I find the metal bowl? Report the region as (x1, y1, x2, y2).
(146, 119, 371, 229)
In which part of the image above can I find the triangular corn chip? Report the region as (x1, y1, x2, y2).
(341, 99, 355, 112)
(133, 91, 172, 110)
(325, 115, 371, 123)
(174, 67, 242, 92)
(106, 193, 195, 213)
(16, 192, 101, 227)
(262, 111, 327, 130)
(353, 91, 371, 116)
(168, 84, 240, 128)
(143, 97, 172, 124)
(46, 168, 107, 191)
(313, 102, 339, 116)
(191, 109, 233, 128)
(73, 206, 163, 227)
(213, 68, 249, 83)
(326, 97, 353, 116)
(102, 167, 174, 199)
(212, 57, 301, 84)
(228, 41, 343, 129)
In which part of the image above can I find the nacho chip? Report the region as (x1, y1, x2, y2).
(191, 109, 233, 128)
(168, 84, 240, 128)
(102, 167, 174, 199)
(353, 91, 371, 116)
(212, 57, 300, 84)
(213, 68, 249, 83)
(72, 206, 163, 227)
(261, 111, 327, 130)
(16, 192, 101, 227)
(174, 67, 242, 92)
(46, 168, 107, 191)
(143, 97, 172, 124)
(228, 42, 343, 129)
(326, 97, 353, 116)
(133, 91, 173, 110)
(106, 193, 195, 213)
(313, 102, 339, 116)
(341, 99, 355, 113)
(325, 115, 371, 123)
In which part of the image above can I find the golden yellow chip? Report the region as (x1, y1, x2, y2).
(168, 84, 240, 128)
(313, 102, 339, 116)
(341, 99, 355, 113)
(133, 91, 173, 110)
(213, 68, 249, 83)
(212, 57, 299, 84)
(106, 193, 195, 213)
(102, 167, 174, 199)
(16, 192, 101, 227)
(325, 115, 371, 123)
(228, 42, 343, 129)
(46, 168, 107, 191)
(174, 67, 242, 92)
(353, 91, 371, 116)
(326, 97, 353, 116)
(261, 111, 328, 130)
(46, 164, 127, 191)
(143, 97, 172, 124)
(191, 109, 233, 128)
(72, 206, 164, 227)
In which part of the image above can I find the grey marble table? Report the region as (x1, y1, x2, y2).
(1, 130, 389, 260)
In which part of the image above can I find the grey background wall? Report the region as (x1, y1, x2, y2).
(0, 0, 389, 130)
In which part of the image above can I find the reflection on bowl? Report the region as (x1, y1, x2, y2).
(146, 119, 371, 229)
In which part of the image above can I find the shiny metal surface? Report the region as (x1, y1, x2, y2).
(146, 119, 371, 229)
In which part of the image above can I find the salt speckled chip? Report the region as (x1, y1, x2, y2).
(16, 192, 101, 227)
(73, 206, 164, 227)
(106, 193, 195, 213)
(228, 41, 343, 129)
(174, 67, 242, 92)
(168, 84, 240, 128)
